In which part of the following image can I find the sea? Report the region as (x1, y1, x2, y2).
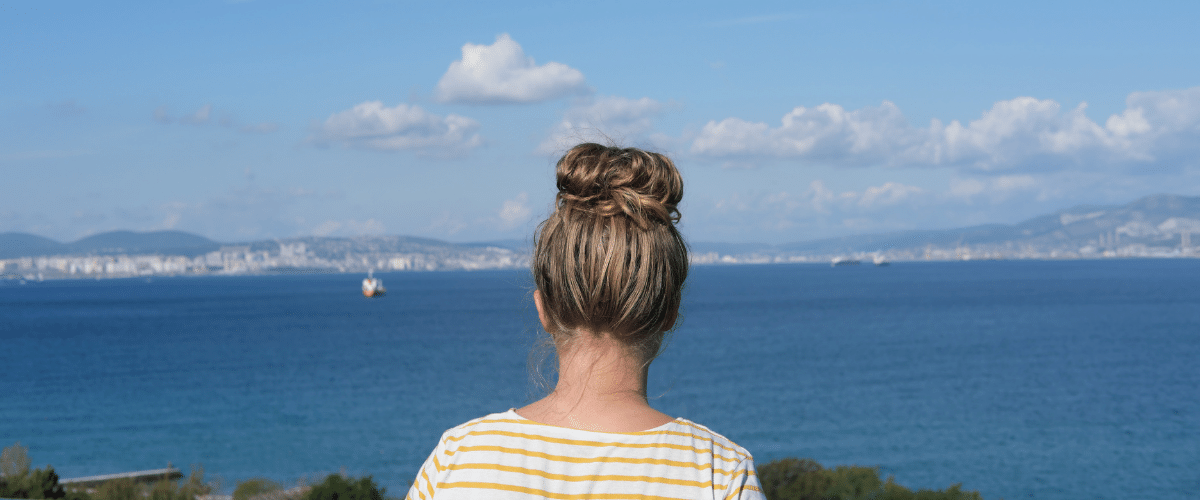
(1, 259, 1197, 500)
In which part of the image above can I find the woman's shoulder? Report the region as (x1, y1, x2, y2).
(665, 418, 754, 462)
(438, 410, 752, 462)
(440, 409, 525, 436)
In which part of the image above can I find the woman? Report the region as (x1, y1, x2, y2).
(406, 143, 764, 500)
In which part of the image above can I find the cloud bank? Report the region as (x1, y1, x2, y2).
(497, 192, 531, 228)
(436, 34, 588, 104)
(538, 96, 666, 154)
(691, 87, 1200, 172)
(312, 101, 482, 154)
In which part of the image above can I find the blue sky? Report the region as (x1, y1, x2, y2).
(4, 0, 1200, 244)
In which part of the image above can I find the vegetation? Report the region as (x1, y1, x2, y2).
(0, 443, 64, 500)
(758, 458, 983, 500)
(94, 479, 136, 500)
(1, 444, 32, 479)
(0, 444, 212, 500)
(233, 478, 282, 500)
(301, 474, 384, 500)
(4, 442, 986, 500)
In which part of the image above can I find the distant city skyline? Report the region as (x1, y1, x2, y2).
(4, 1, 1200, 244)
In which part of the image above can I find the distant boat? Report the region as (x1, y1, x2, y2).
(873, 255, 891, 266)
(362, 270, 386, 297)
(831, 257, 861, 267)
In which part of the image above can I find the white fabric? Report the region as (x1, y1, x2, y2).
(406, 409, 765, 500)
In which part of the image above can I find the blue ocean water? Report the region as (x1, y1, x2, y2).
(1, 260, 1197, 499)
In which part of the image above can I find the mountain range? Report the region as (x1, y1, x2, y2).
(0, 230, 221, 259)
(3, 194, 1199, 262)
(690, 193, 1200, 260)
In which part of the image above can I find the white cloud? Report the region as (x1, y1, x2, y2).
(537, 96, 666, 154)
(180, 104, 212, 125)
(948, 178, 986, 199)
(347, 218, 386, 235)
(949, 175, 1041, 202)
(807, 180, 836, 213)
(857, 182, 923, 208)
(692, 101, 915, 164)
(699, 179, 930, 240)
(160, 212, 181, 230)
(153, 106, 172, 123)
(711, 180, 925, 218)
(428, 212, 467, 236)
(691, 86, 1200, 173)
(310, 218, 385, 237)
(312, 101, 482, 154)
(436, 34, 588, 104)
(311, 220, 341, 237)
(498, 192, 532, 228)
(993, 175, 1039, 192)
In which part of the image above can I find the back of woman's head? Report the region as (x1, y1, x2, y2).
(533, 143, 688, 359)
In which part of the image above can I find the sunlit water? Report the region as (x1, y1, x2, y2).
(2, 260, 1197, 499)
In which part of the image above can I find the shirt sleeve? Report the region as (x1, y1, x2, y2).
(405, 437, 447, 500)
(722, 456, 766, 500)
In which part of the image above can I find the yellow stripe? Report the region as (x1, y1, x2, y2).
(722, 483, 763, 500)
(405, 475, 424, 500)
(431, 453, 443, 473)
(419, 468, 433, 500)
(674, 421, 749, 460)
(474, 417, 749, 459)
(445, 463, 711, 488)
(447, 430, 742, 463)
(448, 445, 743, 476)
(717, 468, 759, 497)
(439, 481, 694, 500)
(477, 418, 674, 436)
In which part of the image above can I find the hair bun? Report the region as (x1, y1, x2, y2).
(555, 143, 683, 228)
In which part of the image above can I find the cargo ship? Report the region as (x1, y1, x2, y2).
(362, 270, 386, 297)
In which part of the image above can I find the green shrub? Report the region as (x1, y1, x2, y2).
(177, 466, 215, 500)
(302, 474, 383, 500)
(0, 443, 65, 500)
(95, 478, 137, 500)
(24, 467, 65, 499)
(1, 443, 32, 479)
(97, 465, 211, 500)
(149, 480, 179, 500)
(758, 458, 831, 500)
(233, 478, 283, 500)
(62, 489, 94, 500)
(0, 443, 211, 500)
(757, 458, 983, 500)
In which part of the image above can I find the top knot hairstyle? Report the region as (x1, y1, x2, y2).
(534, 143, 688, 359)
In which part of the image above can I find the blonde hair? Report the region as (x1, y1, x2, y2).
(533, 143, 688, 362)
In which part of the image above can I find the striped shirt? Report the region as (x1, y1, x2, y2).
(405, 410, 764, 500)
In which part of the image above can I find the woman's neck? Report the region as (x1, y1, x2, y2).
(517, 331, 674, 433)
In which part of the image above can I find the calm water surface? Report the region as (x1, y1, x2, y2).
(2, 260, 1197, 499)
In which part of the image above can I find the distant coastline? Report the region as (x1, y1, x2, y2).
(3, 193, 1200, 280)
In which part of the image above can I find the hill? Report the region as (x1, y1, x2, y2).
(0, 230, 220, 259)
(691, 193, 1200, 262)
(69, 230, 220, 256)
(0, 232, 67, 259)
